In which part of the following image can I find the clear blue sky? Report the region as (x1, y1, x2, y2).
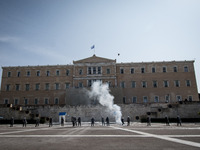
(0, 0, 200, 92)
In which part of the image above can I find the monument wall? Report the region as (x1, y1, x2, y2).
(0, 102, 199, 123)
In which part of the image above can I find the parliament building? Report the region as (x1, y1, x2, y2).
(0, 55, 199, 106)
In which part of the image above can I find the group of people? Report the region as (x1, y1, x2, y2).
(121, 116, 130, 126)
(100, 117, 110, 126)
(9, 115, 183, 127)
(146, 115, 182, 126)
(71, 117, 81, 127)
(10, 117, 27, 127)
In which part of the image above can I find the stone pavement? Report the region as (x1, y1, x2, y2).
(0, 122, 200, 150)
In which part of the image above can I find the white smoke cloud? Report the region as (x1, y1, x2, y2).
(88, 81, 122, 124)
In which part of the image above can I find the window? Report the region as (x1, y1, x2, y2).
(35, 84, 40, 91)
(143, 96, 148, 103)
(87, 67, 101, 75)
(14, 99, 19, 105)
(88, 67, 92, 74)
(131, 68, 134, 74)
(173, 66, 177, 72)
(66, 83, 70, 89)
(154, 96, 159, 102)
(174, 80, 180, 87)
(34, 99, 38, 105)
(88, 80, 92, 87)
(25, 84, 30, 91)
(46, 71, 50, 76)
(24, 98, 28, 105)
(152, 67, 156, 73)
(120, 68, 124, 74)
(141, 68, 145, 73)
(54, 98, 59, 105)
(153, 81, 157, 88)
(79, 69, 83, 75)
(142, 81, 147, 88)
(176, 95, 182, 101)
(27, 71, 30, 76)
(6, 84, 10, 91)
(8, 72, 11, 77)
(123, 97, 126, 104)
(56, 70, 60, 76)
(163, 67, 167, 73)
(184, 66, 188, 72)
(120, 81, 125, 88)
(163, 80, 169, 87)
(107, 68, 110, 74)
(36, 71, 40, 76)
(17, 71, 20, 77)
(131, 81, 136, 88)
(93, 67, 96, 74)
(45, 83, 49, 90)
(186, 80, 191, 87)
(4, 99, 9, 104)
(79, 82, 83, 88)
(188, 96, 193, 101)
(132, 97, 137, 103)
(55, 83, 60, 90)
(165, 95, 170, 103)
(16, 84, 20, 91)
(44, 98, 49, 105)
(98, 67, 101, 74)
(66, 70, 70, 76)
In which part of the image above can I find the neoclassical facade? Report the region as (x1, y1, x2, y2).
(0, 55, 198, 106)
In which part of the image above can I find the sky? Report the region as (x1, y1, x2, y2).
(0, 0, 199, 92)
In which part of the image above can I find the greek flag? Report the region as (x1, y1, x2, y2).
(91, 45, 95, 49)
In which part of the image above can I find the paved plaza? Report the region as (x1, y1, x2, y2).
(0, 122, 200, 150)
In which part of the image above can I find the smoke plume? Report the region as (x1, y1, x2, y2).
(88, 81, 122, 124)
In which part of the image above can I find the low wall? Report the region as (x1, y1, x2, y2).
(0, 102, 200, 123)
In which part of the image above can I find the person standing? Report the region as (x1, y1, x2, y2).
(165, 115, 170, 126)
(121, 117, 124, 125)
(127, 116, 130, 126)
(91, 117, 95, 126)
(71, 117, 75, 127)
(23, 117, 27, 127)
(106, 117, 110, 126)
(78, 117, 81, 126)
(177, 115, 182, 126)
(61, 117, 64, 126)
(101, 117, 105, 126)
(147, 116, 151, 126)
(10, 117, 14, 127)
(49, 117, 53, 127)
(35, 118, 40, 127)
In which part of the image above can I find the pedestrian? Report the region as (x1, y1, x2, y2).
(71, 117, 75, 127)
(35, 118, 40, 127)
(121, 117, 124, 125)
(61, 117, 64, 126)
(74, 117, 77, 126)
(101, 117, 105, 126)
(106, 117, 110, 126)
(127, 116, 130, 126)
(177, 115, 182, 126)
(165, 115, 170, 126)
(91, 117, 95, 126)
(22, 117, 27, 127)
(147, 116, 151, 126)
(78, 117, 81, 126)
(10, 117, 14, 127)
(49, 117, 53, 127)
